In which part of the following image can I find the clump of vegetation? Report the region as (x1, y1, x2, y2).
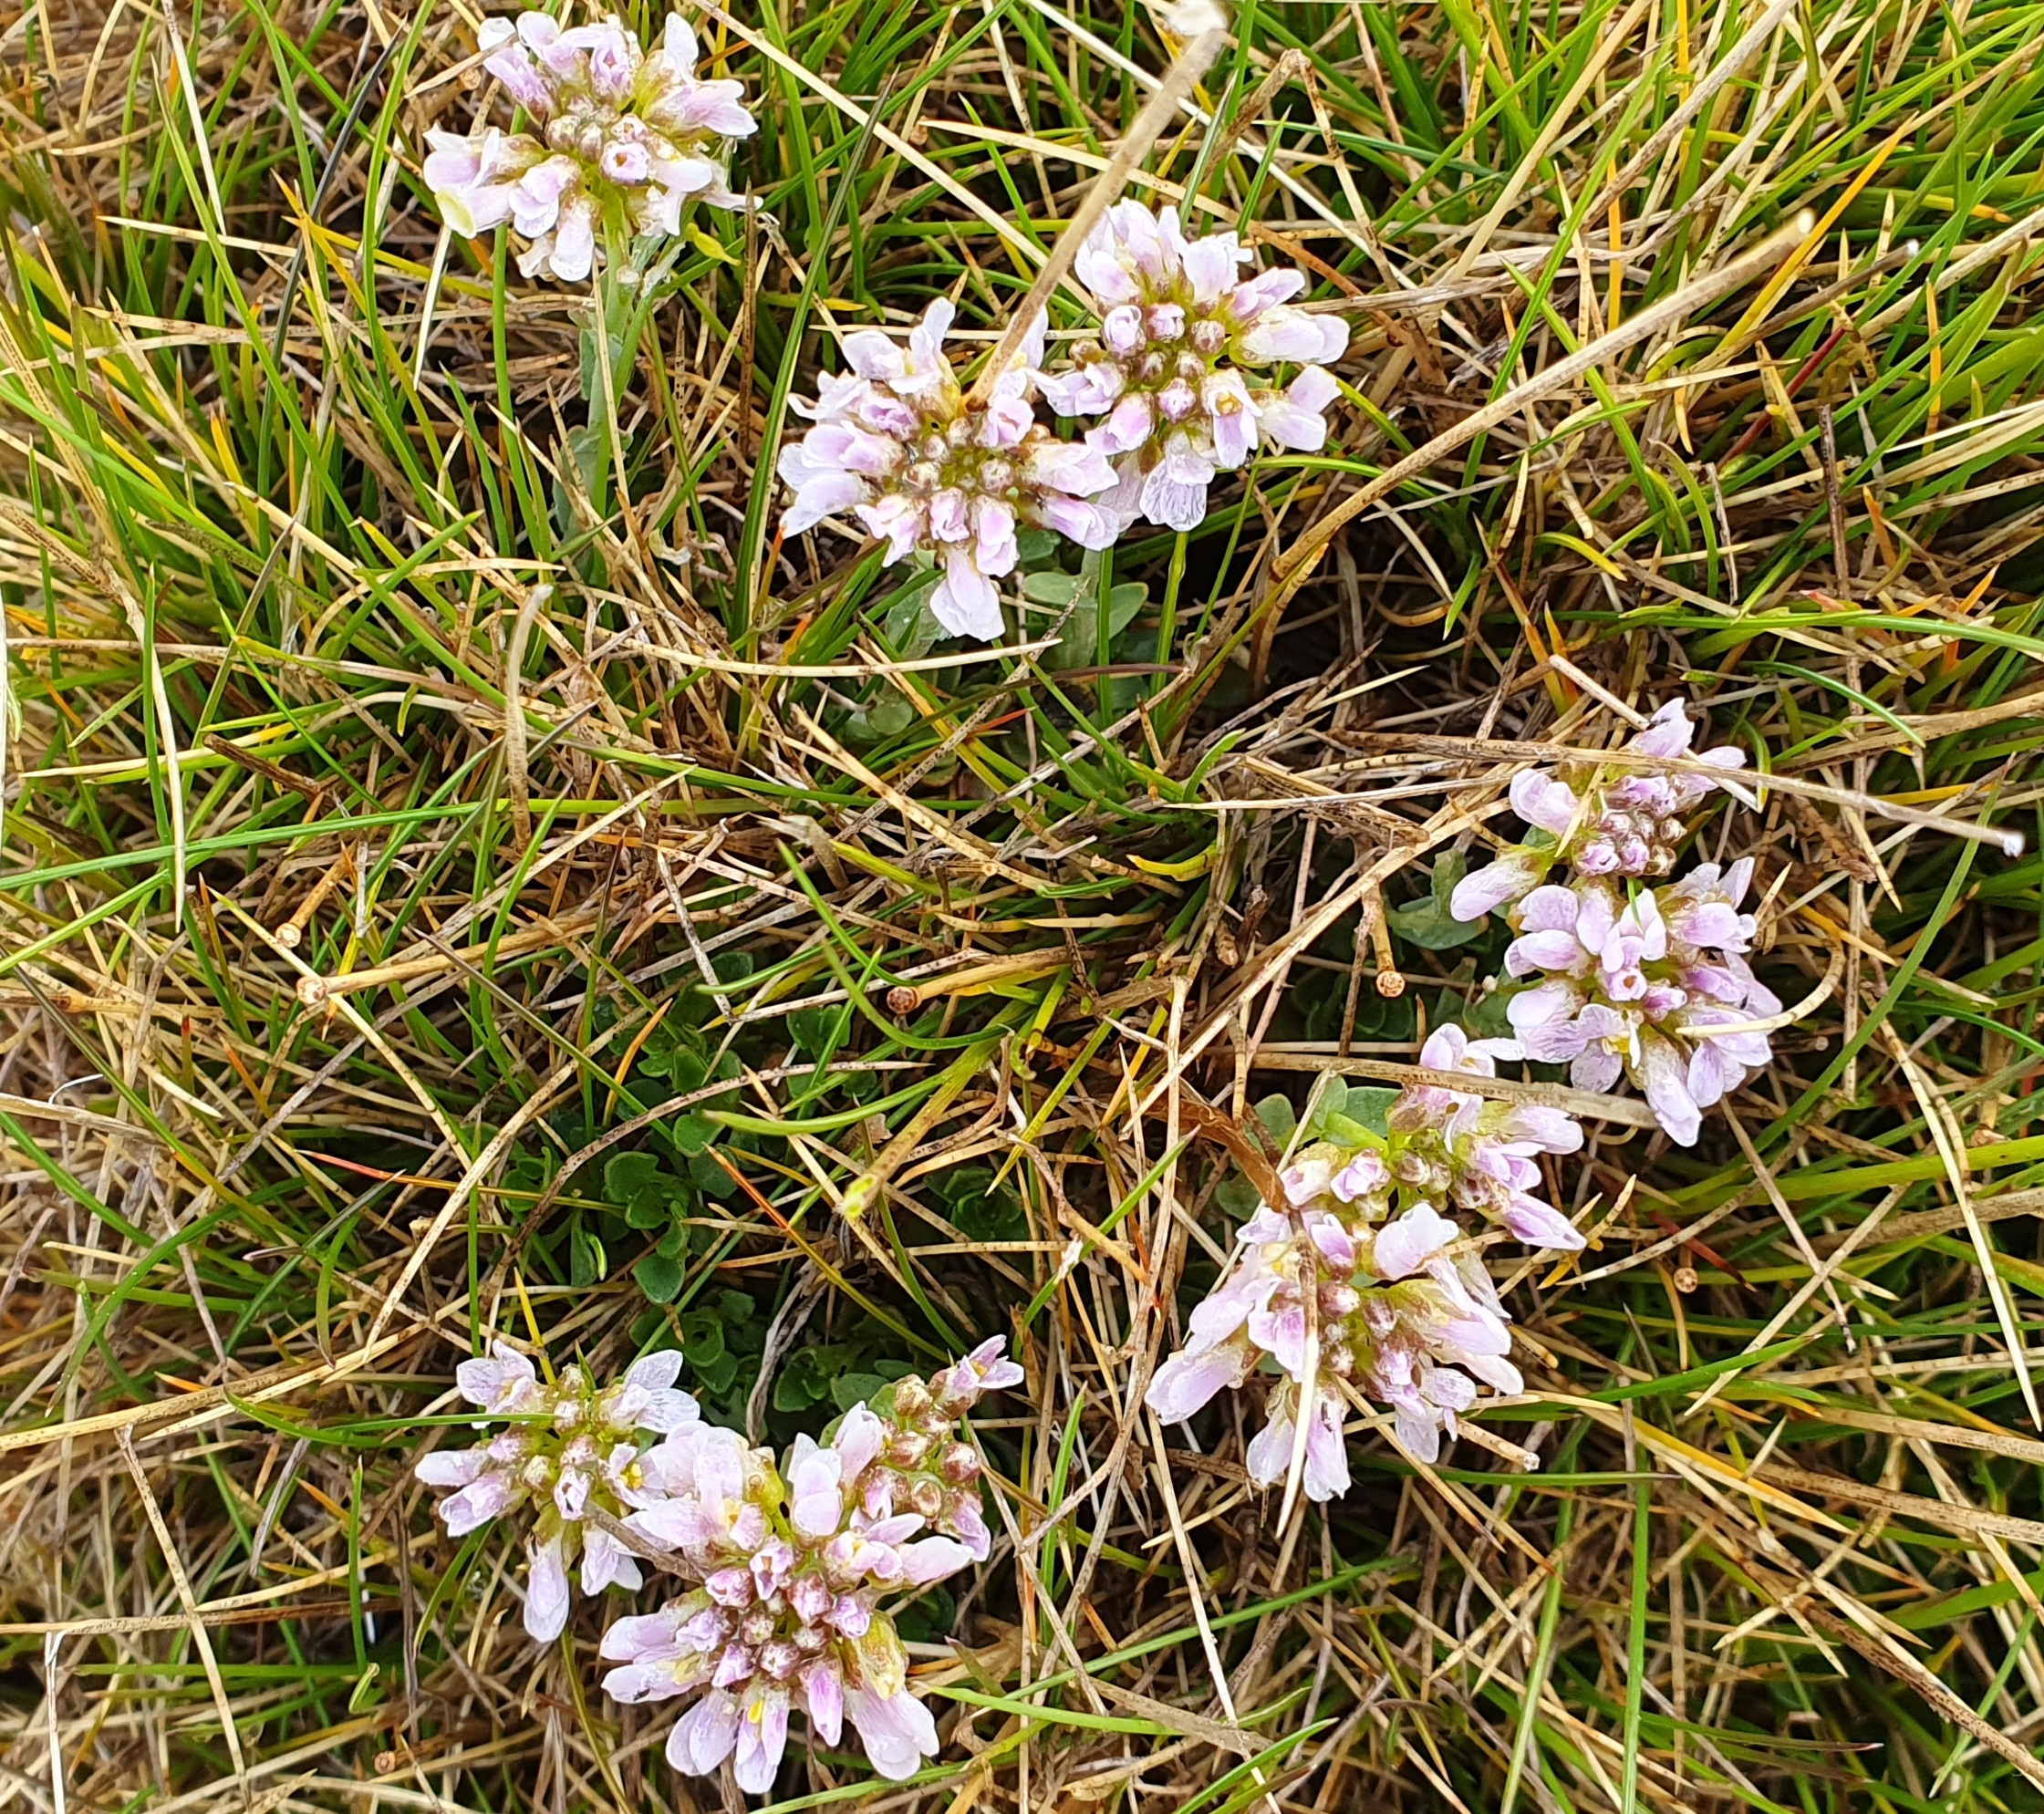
(5, 0, 2044, 1809)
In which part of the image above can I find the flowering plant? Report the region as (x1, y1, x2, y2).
(1502, 861, 1780, 1146)
(605, 1337, 1021, 1789)
(1040, 201, 1347, 531)
(413, 1343, 699, 1642)
(423, 10, 754, 283)
(1450, 700, 1748, 923)
(1147, 1028, 1582, 1487)
(417, 1334, 1023, 1795)
(777, 300, 1120, 641)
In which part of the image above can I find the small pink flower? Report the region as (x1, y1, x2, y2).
(778, 302, 1118, 640)
(1502, 873, 1778, 1145)
(1040, 202, 1346, 531)
(525, 1533, 572, 1642)
(1451, 699, 1748, 920)
(1243, 1383, 1350, 1501)
(418, 1342, 697, 1642)
(844, 1684, 943, 1780)
(1371, 1203, 1459, 1280)
(425, 10, 755, 285)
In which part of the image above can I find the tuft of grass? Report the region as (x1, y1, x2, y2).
(5, 1, 2044, 1810)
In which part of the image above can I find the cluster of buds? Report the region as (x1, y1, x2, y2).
(1450, 701, 1748, 920)
(423, 10, 754, 283)
(1147, 1029, 1583, 1485)
(417, 1336, 1022, 1796)
(413, 1344, 699, 1641)
(1042, 202, 1348, 531)
(1450, 697, 1781, 1146)
(822, 1338, 1021, 1558)
(776, 302, 1119, 639)
(775, 206, 1347, 641)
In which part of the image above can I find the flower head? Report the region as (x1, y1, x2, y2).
(1502, 864, 1779, 1145)
(1146, 1050, 1574, 1489)
(414, 1343, 698, 1641)
(1036, 202, 1347, 532)
(777, 302, 1119, 640)
(603, 1339, 1019, 1794)
(1451, 700, 1748, 921)
(423, 11, 754, 283)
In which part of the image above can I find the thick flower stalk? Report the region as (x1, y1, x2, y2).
(1147, 1029, 1582, 1482)
(776, 301, 1120, 641)
(1502, 861, 1780, 1145)
(414, 1343, 698, 1642)
(1036, 202, 1348, 532)
(1451, 699, 1748, 922)
(422, 11, 754, 283)
(602, 1340, 1022, 1793)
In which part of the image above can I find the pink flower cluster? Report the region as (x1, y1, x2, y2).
(423, 11, 754, 283)
(1043, 202, 1348, 532)
(1448, 697, 1779, 1145)
(1504, 862, 1780, 1146)
(1450, 700, 1747, 921)
(777, 302, 1120, 640)
(1147, 1029, 1582, 1485)
(416, 1335, 1022, 1796)
(413, 1343, 700, 1642)
(775, 204, 1346, 641)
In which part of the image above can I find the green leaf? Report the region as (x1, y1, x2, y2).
(1337, 1087, 1401, 1137)
(1388, 853, 1485, 951)
(605, 1152, 661, 1199)
(1302, 1078, 1348, 1136)
(1215, 1174, 1262, 1218)
(1022, 570, 1081, 605)
(677, 1313, 725, 1367)
(883, 571, 944, 653)
(791, 1005, 852, 1054)
(1046, 577, 1149, 669)
(669, 1114, 716, 1156)
(633, 1251, 685, 1304)
(1253, 1094, 1296, 1145)
(570, 1226, 607, 1289)
(830, 1371, 888, 1413)
(623, 1190, 670, 1231)
(1388, 895, 1484, 950)
(690, 1152, 740, 1199)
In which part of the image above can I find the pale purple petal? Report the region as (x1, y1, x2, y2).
(931, 546, 1004, 642)
(844, 1684, 940, 1780)
(1147, 1344, 1246, 1421)
(1449, 851, 1543, 921)
(415, 1446, 490, 1488)
(1638, 1035, 1701, 1145)
(733, 1684, 790, 1793)
(440, 1473, 515, 1535)
(668, 1692, 742, 1776)
(1501, 1198, 1584, 1249)
(1372, 1204, 1459, 1280)
(524, 1536, 572, 1643)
